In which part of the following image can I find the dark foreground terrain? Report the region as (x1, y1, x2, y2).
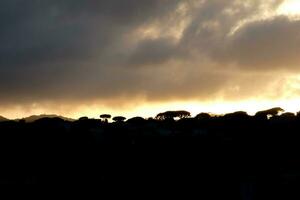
(0, 108, 300, 199)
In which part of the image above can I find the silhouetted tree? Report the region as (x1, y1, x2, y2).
(224, 111, 249, 120)
(127, 117, 145, 124)
(176, 110, 191, 119)
(279, 112, 296, 120)
(100, 114, 111, 123)
(156, 112, 172, 120)
(156, 110, 191, 120)
(112, 116, 126, 123)
(195, 113, 211, 120)
(79, 116, 89, 121)
(255, 107, 284, 119)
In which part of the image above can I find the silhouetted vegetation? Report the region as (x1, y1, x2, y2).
(155, 110, 191, 120)
(112, 116, 126, 122)
(0, 116, 8, 122)
(100, 114, 111, 123)
(0, 107, 300, 199)
(255, 107, 284, 119)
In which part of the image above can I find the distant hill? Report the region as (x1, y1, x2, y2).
(0, 116, 9, 122)
(19, 114, 75, 123)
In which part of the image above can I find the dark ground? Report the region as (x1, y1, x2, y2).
(0, 111, 300, 199)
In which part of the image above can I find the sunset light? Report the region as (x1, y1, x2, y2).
(278, 0, 300, 16)
(1, 0, 300, 119)
(3, 0, 300, 187)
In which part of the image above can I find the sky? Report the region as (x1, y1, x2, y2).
(1, 0, 300, 119)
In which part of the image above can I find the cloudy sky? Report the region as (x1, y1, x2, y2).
(1, 0, 300, 119)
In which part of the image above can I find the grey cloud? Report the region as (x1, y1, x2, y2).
(128, 38, 179, 66)
(0, 0, 180, 102)
(179, 0, 300, 71)
(0, 0, 180, 68)
(0, 0, 297, 111)
(221, 16, 300, 70)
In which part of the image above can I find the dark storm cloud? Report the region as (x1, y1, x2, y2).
(220, 16, 300, 69)
(0, 0, 175, 68)
(128, 38, 179, 66)
(0, 0, 298, 110)
(0, 0, 180, 102)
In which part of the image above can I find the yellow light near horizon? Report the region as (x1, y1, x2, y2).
(278, 0, 300, 15)
(1, 98, 300, 120)
(71, 99, 300, 119)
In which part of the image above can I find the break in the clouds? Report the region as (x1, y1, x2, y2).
(0, 0, 300, 116)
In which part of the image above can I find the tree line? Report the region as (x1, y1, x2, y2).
(0, 106, 299, 199)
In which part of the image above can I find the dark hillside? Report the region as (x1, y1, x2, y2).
(0, 109, 299, 199)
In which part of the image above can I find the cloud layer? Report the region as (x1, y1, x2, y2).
(0, 0, 299, 116)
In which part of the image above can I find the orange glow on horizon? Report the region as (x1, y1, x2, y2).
(2, 98, 300, 120)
